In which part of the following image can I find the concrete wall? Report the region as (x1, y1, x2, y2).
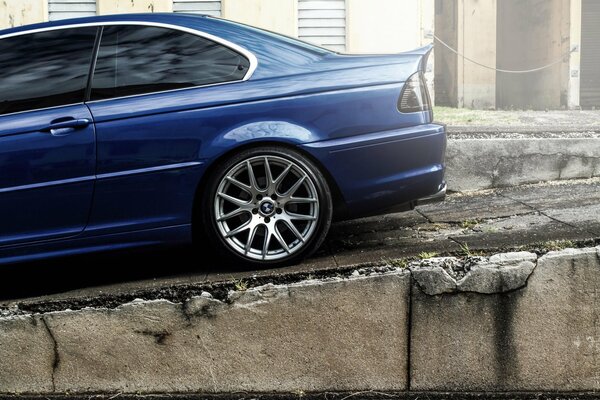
(222, 0, 297, 36)
(346, 0, 433, 54)
(97, 0, 172, 14)
(434, 0, 458, 107)
(496, 0, 570, 110)
(346, 0, 434, 99)
(569, 0, 582, 109)
(445, 137, 600, 192)
(0, 0, 47, 28)
(3, 248, 600, 394)
(456, 0, 497, 109)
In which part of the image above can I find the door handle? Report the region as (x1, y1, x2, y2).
(41, 118, 91, 136)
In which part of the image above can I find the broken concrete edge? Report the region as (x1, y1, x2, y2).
(5, 246, 598, 317)
(409, 251, 537, 295)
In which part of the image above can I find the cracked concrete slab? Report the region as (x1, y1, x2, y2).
(411, 247, 600, 392)
(2, 271, 411, 394)
(417, 192, 533, 223)
(0, 314, 55, 393)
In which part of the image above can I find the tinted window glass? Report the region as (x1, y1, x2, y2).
(0, 28, 97, 116)
(91, 26, 251, 100)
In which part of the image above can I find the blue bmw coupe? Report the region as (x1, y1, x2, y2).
(0, 13, 446, 266)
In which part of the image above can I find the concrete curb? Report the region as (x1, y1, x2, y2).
(2, 248, 600, 395)
(446, 138, 600, 191)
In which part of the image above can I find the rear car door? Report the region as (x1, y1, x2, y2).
(0, 27, 98, 246)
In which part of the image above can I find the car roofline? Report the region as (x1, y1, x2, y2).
(0, 20, 258, 82)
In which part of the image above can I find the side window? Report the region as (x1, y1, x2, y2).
(0, 28, 98, 116)
(91, 25, 251, 100)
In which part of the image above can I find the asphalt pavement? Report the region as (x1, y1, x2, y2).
(2, 178, 599, 309)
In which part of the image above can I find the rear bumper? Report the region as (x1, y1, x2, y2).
(302, 123, 447, 219)
(416, 183, 447, 206)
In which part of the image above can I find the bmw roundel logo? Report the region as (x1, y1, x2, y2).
(260, 202, 274, 215)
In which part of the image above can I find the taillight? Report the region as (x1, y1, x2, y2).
(398, 72, 431, 114)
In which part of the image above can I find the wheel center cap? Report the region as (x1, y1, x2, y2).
(259, 199, 276, 216)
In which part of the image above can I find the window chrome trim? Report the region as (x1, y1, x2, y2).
(0, 21, 257, 81)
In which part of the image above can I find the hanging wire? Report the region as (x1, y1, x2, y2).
(433, 34, 575, 74)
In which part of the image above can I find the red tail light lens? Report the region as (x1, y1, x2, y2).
(398, 72, 431, 113)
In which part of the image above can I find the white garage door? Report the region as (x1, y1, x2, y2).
(298, 0, 346, 52)
(173, 0, 222, 17)
(48, 0, 96, 21)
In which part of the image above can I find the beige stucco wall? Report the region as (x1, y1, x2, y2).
(457, 0, 497, 109)
(97, 0, 172, 14)
(346, 0, 435, 99)
(0, 0, 47, 29)
(569, 0, 582, 109)
(222, 0, 297, 36)
(347, 0, 434, 54)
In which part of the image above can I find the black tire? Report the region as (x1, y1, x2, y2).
(200, 145, 333, 267)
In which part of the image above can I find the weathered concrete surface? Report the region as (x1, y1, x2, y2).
(5, 247, 600, 394)
(446, 138, 600, 191)
(411, 252, 537, 295)
(411, 247, 600, 392)
(0, 315, 55, 393)
(0, 271, 410, 394)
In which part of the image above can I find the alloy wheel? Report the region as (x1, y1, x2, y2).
(214, 155, 320, 261)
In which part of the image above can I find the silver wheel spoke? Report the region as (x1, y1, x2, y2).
(215, 155, 320, 261)
(282, 175, 306, 198)
(273, 224, 291, 254)
(262, 229, 271, 260)
(225, 220, 252, 238)
(274, 164, 292, 188)
(287, 197, 318, 204)
(246, 160, 261, 193)
(264, 157, 274, 186)
(245, 225, 259, 255)
(217, 208, 249, 222)
(286, 211, 317, 221)
(282, 219, 304, 243)
(225, 176, 252, 193)
(218, 192, 250, 207)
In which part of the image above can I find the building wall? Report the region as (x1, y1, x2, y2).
(0, 0, 48, 28)
(496, 0, 570, 110)
(457, 0, 497, 109)
(222, 0, 297, 37)
(569, 0, 582, 109)
(97, 0, 172, 14)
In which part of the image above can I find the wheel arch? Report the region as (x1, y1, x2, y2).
(191, 141, 347, 240)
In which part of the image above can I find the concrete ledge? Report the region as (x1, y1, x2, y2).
(3, 248, 600, 395)
(0, 271, 410, 394)
(411, 247, 600, 391)
(446, 138, 600, 191)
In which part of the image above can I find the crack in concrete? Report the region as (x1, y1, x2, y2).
(499, 192, 600, 237)
(41, 316, 59, 392)
(415, 209, 434, 223)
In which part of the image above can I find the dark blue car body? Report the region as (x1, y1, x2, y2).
(0, 13, 445, 265)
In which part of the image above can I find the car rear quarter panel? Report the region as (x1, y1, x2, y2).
(88, 59, 442, 223)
